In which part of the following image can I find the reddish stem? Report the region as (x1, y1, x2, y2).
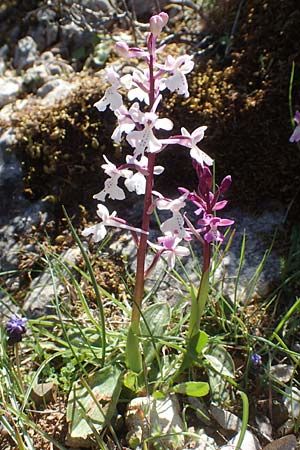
(131, 36, 157, 327)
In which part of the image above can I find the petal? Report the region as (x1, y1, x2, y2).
(217, 218, 234, 226)
(94, 96, 109, 112)
(289, 124, 300, 143)
(294, 110, 300, 125)
(82, 223, 107, 242)
(153, 165, 164, 175)
(165, 71, 189, 97)
(93, 189, 107, 202)
(107, 89, 123, 111)
(125, 173, 146, 195)
(191, 126, 207, 143)
(180, 127, 190, 137)
(96, 204, 110, 220)
(190, 146, 213, 166)
(155, 118, 173, 131)
(175, 246, 190, 257)
(213, 200, 228, 211)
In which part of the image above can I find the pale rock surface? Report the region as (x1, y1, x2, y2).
(13, 36, 38, 70)
(262, 435, 297, 450)
(125, 394, 185, 449)
(283, 386, 300, 420)
(219, 429, 261, 450)
(23, 247, 81, 318)
(0, 77, 22, 107)
(37, 78, 77, 105)
(210, 404, 242, 432)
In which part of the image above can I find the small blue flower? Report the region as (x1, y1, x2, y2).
(251, 353, 262, 367)
(6, 315, 27, 345)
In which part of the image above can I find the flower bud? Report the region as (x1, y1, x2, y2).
(115, 41, 130, 58)
(220, 175, 232, 193)
(150, 12, 168, 36)
(115, 42, 147, 59)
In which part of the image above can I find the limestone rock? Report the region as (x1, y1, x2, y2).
(262, 435, 297, 450)
(220, 429, 261, 450)
(37, 79, 77, 105)
(210, 404, 242, 432)
(13, 36, 38, 70)
(125, 394, 185, 449)
(0, 78, 21, 107)
(30, 382, 58, 406)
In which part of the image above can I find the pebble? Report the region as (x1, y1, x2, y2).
(262, 435, 297, 450)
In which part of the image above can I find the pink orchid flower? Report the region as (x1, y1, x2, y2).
(180, 126, 213, 167)
(82, 204, 146, 242)
(148, 235, 190, 271)
(197, 214, 234, 243)
(126, 111, 173, 157)
(158, 54, 194, 98)
(93, 156, 132, 201)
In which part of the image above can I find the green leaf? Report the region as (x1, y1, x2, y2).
(123, 371, 138, 392)
(205, 344, 235, 403)
(66, 365, 122, 445)
(179, 330, 209, 373)
(141, 302, 170, 364)
(152, 390, 166, 400)
(171, 381, 209, 397)
(205, 345, 235, 378)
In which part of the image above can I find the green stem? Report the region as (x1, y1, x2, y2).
(189, 241, 211, 338)
(15, 343, 25, 395)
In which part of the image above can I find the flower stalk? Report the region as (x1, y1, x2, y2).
(83, 12, 234, 373)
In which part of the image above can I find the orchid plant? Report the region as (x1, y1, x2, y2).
(83, 12, 234, 374)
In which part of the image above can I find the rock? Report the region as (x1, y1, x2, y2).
(184, 429, 218, 450)
(0, 44, 9, 59)
(59, 21, 94, 57)
(23, 64, 49, 91)
(23, 247, 81, 318)
(0, 78, 21, 107)
(267, 400, 289, 429)
(0, 98, 29, 124)
(28, 8, 58, 51)
(126, 0, 168, 18)
(255, 414, 272, 440)
(0, 293, 18, 322)
(270, 364, 294, 383)
(75, 0, 110, 12)
(0, 128, 23, 216)
(125, 394, 185, 449)
(13, 36, 38, 70)
(39, 51, 74, 76)
(0, 44, 9, 76)
(210, 404, 242, 432)
(30, 382, 58, 406)
(37, 79, 77, 105)
(220, 429, 261, 450)
(213, 207, 284, 303)
(283, 386, 300, 420)
(22, 271, 62, 318)
(262, 435, 297, 450)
